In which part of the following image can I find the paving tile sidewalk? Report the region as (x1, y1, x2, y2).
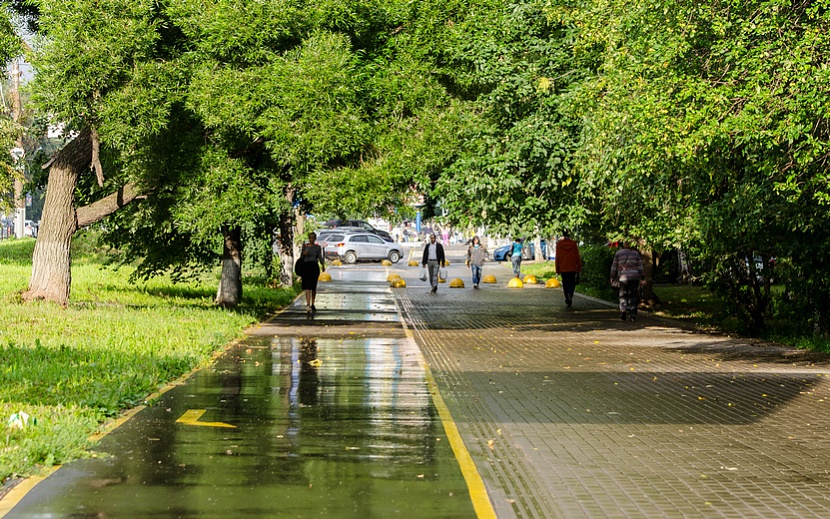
(394, 265, 830, 519)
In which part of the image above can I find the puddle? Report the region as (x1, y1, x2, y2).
(6, 336, 475, 518)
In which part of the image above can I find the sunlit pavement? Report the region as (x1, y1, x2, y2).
(393, 250, 830, 518)
(8, 250, 830, 518)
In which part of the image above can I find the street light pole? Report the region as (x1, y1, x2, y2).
(11, 57, 26, 238)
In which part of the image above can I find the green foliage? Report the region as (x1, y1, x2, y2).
(15, 0, 830, 340)
(432, 0, 584, 236)
(579, 244, 615, 291)
(71, 0, 460, 278)
(548, 0, 830, 334)
(0, 10, 23, 64)
(30, 0, 171, 137)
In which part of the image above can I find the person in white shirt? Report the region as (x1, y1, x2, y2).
(421, 233, 446, 293)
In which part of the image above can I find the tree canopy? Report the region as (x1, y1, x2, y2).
(5, 0, 830, 333)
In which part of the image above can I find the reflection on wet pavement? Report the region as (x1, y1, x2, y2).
(6, 273, 475, 518)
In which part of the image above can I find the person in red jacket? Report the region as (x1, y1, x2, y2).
(555, 231, 583, 308)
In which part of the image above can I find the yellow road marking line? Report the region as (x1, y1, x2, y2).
(0, 476, 48, 517)
(175, 409, 236, 428)
(398, 317, 497, 519)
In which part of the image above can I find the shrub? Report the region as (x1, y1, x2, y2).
(580, 244, 615, 289)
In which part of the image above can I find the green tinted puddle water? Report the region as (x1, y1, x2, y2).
(6, 336, 475, 518)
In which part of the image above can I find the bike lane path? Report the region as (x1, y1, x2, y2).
(2, 268, 480, 518)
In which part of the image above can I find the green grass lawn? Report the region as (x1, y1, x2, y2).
(0, 236, 297, 481)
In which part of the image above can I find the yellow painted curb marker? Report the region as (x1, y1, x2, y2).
(176, 409, 236, 429)
(397, 319, 496, 519)
(423, 364, 497, 519)
(0, 476, 48, 517)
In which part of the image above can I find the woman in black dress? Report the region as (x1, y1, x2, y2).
(301, 232, 326, 313)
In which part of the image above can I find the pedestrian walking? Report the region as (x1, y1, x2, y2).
(421, 233, 446, 294)
(555, 231, 582, 308)
(466, 236, 489, 289)
(610, 242, 645, 321)
(300, 232, 326, 313)
(510, 238, 524, 278)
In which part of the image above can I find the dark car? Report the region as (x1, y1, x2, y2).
(493, 242, 536, 261)
(324, 219, 393, 242)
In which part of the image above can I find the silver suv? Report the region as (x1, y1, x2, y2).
(330, 232, 404, 264)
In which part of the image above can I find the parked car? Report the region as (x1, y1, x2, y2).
(316, 231, 349, 258)
(329, 232, 404, 264)
(24, 220, 37, 238)
(324, 219, 393, 242)
(493, 242, 536, 261)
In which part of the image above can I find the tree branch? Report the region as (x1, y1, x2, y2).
(91, 127, 105, 187)
(76, 182, 143, 228)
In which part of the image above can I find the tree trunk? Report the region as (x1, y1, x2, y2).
(22, 130, 91, 306)
(293, 206, 305, 268)
(216, 224, 243, 307)
(23, 129, 145, 306)
(277, 212, 294, 286)
(23, 161, 79, 306)
(265, 226, 275, 280)
(638, 244, 660, 306)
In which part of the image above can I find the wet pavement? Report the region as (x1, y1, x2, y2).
(3, 267, 476, 518)
(7, 250, 830, 518)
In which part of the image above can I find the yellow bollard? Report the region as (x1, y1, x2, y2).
(545, 278, 561, 288)
(408, 260, 419, 267)
(508, 277, 524, 288)
(387, 273, 402, 283)
(449, 278, 465, 288)
(523, 274, 537, 284)
(482, 274, 497, 284)
(390, 278, 407, 288)
(319, 272, 332, 282)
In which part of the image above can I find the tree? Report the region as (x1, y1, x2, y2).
(561, 0, 830, 332)
(19, 0, 179, 305)
(0, 10, 27, 213)
(408, 0, 587, 241)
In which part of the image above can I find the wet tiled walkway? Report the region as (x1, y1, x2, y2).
(396, 258, 830, 518)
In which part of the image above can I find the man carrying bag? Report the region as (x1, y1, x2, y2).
(421, 233, 446, 294)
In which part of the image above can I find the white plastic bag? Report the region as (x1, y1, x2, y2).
(439, 268, 448, 280)
(419, 267, 428, 281)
